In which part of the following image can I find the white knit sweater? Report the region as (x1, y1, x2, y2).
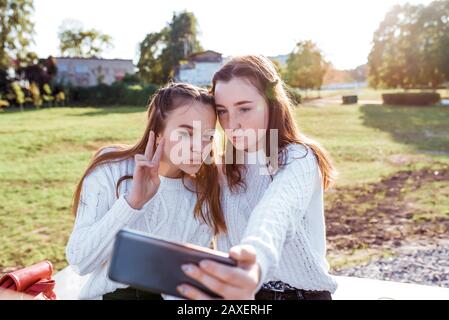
(66, 156, 213, 300)
(66, 144, 337, 299)
(216, 144, 338, 293)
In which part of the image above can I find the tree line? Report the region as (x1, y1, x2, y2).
(1, 0, 447, 110)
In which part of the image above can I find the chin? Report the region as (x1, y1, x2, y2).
(182, 164, 202, 175)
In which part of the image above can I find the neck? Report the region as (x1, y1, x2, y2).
(158, 161, 183, 179)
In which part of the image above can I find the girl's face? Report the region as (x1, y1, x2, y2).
(214, 77, 269, 152)
(157, 101, 216, 177)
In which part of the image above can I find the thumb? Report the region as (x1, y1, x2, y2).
(229, 245, 257, 266)
(150, 171, 160, 186)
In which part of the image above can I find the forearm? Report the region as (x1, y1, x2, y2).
(66, 194, 145, 275)
(241, 150, 318, 284)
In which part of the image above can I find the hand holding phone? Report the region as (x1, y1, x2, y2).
(108, 229, 236, 299)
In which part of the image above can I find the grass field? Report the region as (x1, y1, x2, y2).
(1, 102, 448, 272)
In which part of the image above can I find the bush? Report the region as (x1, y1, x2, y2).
(382, 92, 441, 106)
(55, 91, 66, 106)
(10, 82, 25, 106)
(0, 93, 9, 109)
(68, 82, 158, 106)
(42, 83, 55, 106)
(29, 82, 43, 108)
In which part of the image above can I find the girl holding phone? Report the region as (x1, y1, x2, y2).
(178, 55, 338, 300)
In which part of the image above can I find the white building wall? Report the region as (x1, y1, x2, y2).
(55, 58, 135, 87)
(178, 62, 223, 87)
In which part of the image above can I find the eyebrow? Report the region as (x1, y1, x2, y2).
(216, 100, 254, 108)
(234, 100, 254, 106)
(178, 124, 193, 130)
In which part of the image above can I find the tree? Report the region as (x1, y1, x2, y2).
(368, 4, 424, 89)
(284, 40, 328, 94)
(323, 63, 355, 85)
(137, 31, 166, 84)
(368, 1, 449, 89)
(58, 20, 113, 58)
(0, 69, 8, 92)
(137, 11, 202, 84)
(161, 11, 202, 79)
(349, 64, 367, 83)
(0, 0, 35, 70)
(418, 0, 449, 88)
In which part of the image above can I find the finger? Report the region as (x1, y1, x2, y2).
(176, 284, 213, 300)
(181, 264, 239, 298)
(134, 154, 146, 162)
(230, 245, 257, 266)
(151, 137, 164, 166)
(149, 170, 161, 186)
(198, 260, 256, 288)
(144, 131, 155, 160)
(136, 161, 155, 170)
(135, 154, 155, 168)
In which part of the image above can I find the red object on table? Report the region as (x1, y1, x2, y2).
(0, 261, 57, 300)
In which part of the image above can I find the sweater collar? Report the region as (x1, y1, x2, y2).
(159, 175, 187, 190)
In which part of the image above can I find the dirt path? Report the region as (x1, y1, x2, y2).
(326, 167, 449, 253)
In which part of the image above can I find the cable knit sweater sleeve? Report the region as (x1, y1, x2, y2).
(240, 145, 319, 286)
(66, 164, 152, 276)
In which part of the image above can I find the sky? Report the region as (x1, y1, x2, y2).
(32, 0, 434, 70)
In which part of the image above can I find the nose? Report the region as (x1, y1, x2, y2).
(191, 135, 202, 153)
(228, 112, 241, 131)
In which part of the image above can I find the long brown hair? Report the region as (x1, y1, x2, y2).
(72, 82, 226, 235)
(211, 55, 336, 192)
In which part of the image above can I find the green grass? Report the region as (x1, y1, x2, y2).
(0, 106, 148, 271)
(407, 181, 449, 222)
(293, 104, 449, 186)
(0, 103, 448, 272)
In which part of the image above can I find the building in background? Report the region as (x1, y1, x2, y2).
(175, 50, 223, 87)
(269, 54, 289, 67)
(55, 57, 135, 87)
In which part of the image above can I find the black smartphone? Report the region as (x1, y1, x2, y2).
(108, 228, 237, 299)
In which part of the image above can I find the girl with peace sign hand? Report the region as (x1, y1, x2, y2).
(66, 83, 231, 300)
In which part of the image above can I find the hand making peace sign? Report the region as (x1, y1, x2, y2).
(126, 131, 165, 210)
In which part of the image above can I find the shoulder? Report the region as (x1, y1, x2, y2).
(279, 143, 318, 173)
(84, 147, 134, 187)
(97, 146, 120, 157)
(266, 144, 321, 196)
